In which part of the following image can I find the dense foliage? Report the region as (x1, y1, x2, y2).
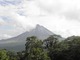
(0, 35, 80, 60)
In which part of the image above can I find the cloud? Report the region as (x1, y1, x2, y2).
(0, 34, 12, 40)
(26, 15, 80, 37)
(0, 0, 38, 40)
(1, 0, 80, 39)
(36, 0, 80, 20)
(0, 0, 27, 39)
(0, 0, 22, 6)
(0, 18, 6, 25)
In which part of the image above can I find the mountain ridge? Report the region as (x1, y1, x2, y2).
(0, 24, 55, 51)
(0, 24, 53, 41)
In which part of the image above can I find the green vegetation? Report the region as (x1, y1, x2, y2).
(0, 35, 80, 60)
(0, 49, 17, 60)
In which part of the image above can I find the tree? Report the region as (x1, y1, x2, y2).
(24, 36, 50, 60)
(44, 35, 59, 60)
(64, 36, 80, 60)
(0, 49, 9, 60)
(7, 51, 17, 60)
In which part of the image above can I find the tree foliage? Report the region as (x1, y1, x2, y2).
(0, 35, 80, 60)
(0, 49, 9, 60)
(24, 36, 50, 60)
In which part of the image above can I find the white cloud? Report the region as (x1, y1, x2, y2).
(0, 34, 12, 40)
(1, 0, 80, 39)
(25, 15, 80, 37)
(0, 18, 6, 25)
(36, 0, 80, 20)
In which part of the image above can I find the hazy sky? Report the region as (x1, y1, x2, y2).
(0, 0, 80, 39)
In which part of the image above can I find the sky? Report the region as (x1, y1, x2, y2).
(0, 0, 80, 39)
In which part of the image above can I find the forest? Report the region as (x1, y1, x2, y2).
(0, 35, 80, 60)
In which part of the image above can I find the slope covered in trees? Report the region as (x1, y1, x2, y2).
(0, 35, 80, 60)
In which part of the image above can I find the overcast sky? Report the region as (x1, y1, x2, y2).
(0, 0, 80, 39)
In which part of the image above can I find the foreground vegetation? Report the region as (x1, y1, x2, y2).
(0, 35, 80, 60)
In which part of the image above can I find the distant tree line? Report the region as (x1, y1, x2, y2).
(0, 35, 80, 60)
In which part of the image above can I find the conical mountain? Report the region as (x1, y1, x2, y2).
(0, 24, 54, 51)
(27, 24, 54, 39)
